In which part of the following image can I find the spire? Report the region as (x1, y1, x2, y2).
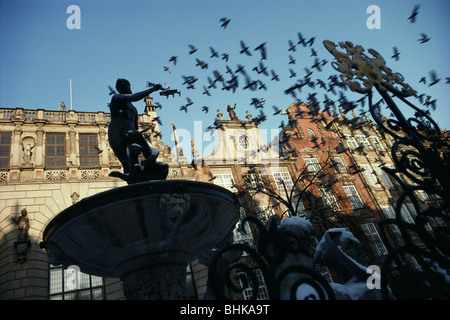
(172, 122, 186, 163)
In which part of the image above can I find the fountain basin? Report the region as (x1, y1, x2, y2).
(41, 180, 239, 299)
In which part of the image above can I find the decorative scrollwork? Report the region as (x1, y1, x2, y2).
(323, 40, 417, 97)
(324, 39, 450, 300)
(207, 216, 336, 300)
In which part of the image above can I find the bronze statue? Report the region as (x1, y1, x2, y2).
(108, 78, 168, 184)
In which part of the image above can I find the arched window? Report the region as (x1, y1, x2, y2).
(307, 128, 316, 138)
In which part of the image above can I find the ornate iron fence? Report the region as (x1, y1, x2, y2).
(207, 40, 449, 300)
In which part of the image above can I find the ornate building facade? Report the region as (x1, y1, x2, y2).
(277, 102, 446, 269)
(0, 97, 297, 300)
(1, 96, 443, 300)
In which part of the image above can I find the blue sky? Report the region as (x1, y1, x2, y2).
(1, 0, 449, 157)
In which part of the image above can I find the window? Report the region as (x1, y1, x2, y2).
(214, 173, 237, 192)
(307, 128, 316, 138)
(237, 269, 269, 300)
(381, 206, 400, 234)
(0, 132, 11, 169)
(360, 164, 381, 187)
(374, 166, 393, 188)
(381, 205, 416, 232)
(344, 134, 358, 148)
(272, 172, 294, 190)
(331, 156, 346, 173)
(369, 136, 384, 150)
(357, 135, 372, 149)
(79, 134, 99, 168)
(233, 207, 253, 244)
(361, 223, 388, 257)
(289, 201, 308, 218)
(303, 157, 322, 175)
(185, 264, 198, 300)
(318, 188, 340, 211)
(239, 135, 249, 149)
(343, 185, 364, 209)
(244, 173, 261, 189)
(49, 265, 105, 300)
(46, 133, 66, 169)
(255, 205, 274, 221)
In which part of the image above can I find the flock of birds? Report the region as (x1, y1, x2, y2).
(109, 5, 448, 141)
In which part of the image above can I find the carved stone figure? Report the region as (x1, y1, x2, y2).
(257, 216, 319, 299)
(14, 208, 30, 241)
(21, 137, 35, 166)
(159, 193, 190, 227)
(216, 109, 223, 120)
(227, 104, 239, 121)
(314, 228, 384, 300)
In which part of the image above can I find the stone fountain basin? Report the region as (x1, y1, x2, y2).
(42, 180, 240, 278)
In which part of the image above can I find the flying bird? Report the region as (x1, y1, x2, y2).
(108, 85, 116, 95)
(270, 70, 280, 81)
(220, 17, 231, 29)
(407, 5, 420, 23)
(297, 32, 307, 47)
(391, 47, 400, 61)
(163, 66, 171, 73)
(202, 86, 211, 96)
(311, 58, 323, 71)
(288, 40, 296, 52)
(188, 44, 198, 55)
(169, 56, 177, 65)
(152, 116, 162, 126)
(307, 37, 316, 47)
(288, 54, 296, 65)
(210, 47, 219, 58)
(93, 146, 103, 154)
(240, 41, 252, 56)
(418, 33, 430, 43)
(428, 70, 440, 87)
(252, 61, 268, 75)
(254, 42, 267, 60)
(272, 105, 283, 115)
(289, 68, 297, 78)
(195, 58, 208, 69)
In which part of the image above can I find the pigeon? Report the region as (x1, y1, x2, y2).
(288, 54, 296, 65)
(407, 5, 420, 23)
(297, 32, 307, 47)
(428, 70, 440, 86)
(210, 47, 219, 58)
(391, 47, 400, 61)
(188, 44, 198, 55)
(220, 17, 231, 29)
(169, 56, 177, 65)
(418, 33, 430, 44)
(288, 40, 296, 52)
(108, 85, 117, 95)
(254, 42, 267, 60)
(240, 41, 252, 56)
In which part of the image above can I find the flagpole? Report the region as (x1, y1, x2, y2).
(70, 78, 73, 110)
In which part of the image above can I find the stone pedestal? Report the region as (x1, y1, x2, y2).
(41, 180, 239, 300)
(121, 252, 189, 300)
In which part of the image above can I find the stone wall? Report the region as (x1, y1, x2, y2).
(0, 180, 126, 299)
